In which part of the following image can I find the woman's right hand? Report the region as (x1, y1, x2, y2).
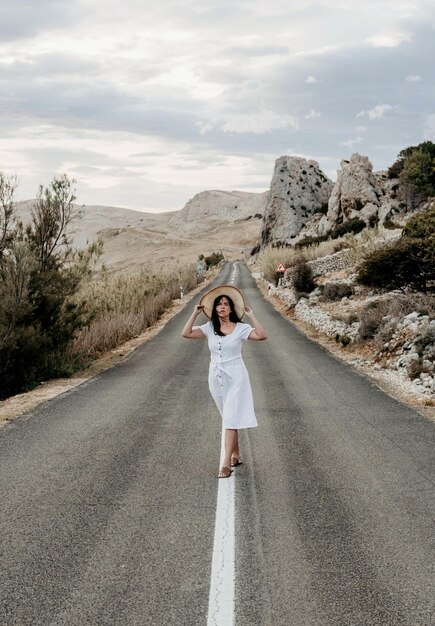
(194, 304, 204, 315)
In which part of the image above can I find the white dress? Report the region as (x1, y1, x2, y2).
(197, 321, 258, 429)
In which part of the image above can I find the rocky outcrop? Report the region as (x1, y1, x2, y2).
(326, 153, 382, 226)
(291, 154, 411, 245)
(259, 156, 333, 247)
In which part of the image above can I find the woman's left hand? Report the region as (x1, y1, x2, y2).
(244, 305, 253, 315)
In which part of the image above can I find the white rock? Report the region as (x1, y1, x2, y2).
(259, 156, 333, 246)
(326, 154, 382, 225)
(404, 311, 419, 323)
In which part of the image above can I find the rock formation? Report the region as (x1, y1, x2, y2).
(290, 153, 407, 245)
(259, 156, 333, 248)
(326, 153, 382, 226)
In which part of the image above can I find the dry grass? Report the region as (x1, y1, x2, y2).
(261, 235, 358, 281)
(69, 262, 199, 357)
(301, 236, 349, 260)
(261, 227, 403, 282)
(260, 246, 300, 281)
(344, 228, 402, 265)
(358, 292, 435, 345)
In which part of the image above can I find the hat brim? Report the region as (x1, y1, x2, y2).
(199, 285, 245, 320)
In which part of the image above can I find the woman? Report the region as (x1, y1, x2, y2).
(181, 285, 267, 478)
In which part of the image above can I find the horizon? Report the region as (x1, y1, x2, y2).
(1, 0, 433, 212)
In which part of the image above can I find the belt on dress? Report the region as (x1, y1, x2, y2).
(210, 356, 242, 379)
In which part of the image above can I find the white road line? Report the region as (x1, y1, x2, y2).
(207, 428, 235, 626)
(229, 263, 237, 285)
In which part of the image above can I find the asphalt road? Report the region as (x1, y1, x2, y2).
(0, 262, 434, 626)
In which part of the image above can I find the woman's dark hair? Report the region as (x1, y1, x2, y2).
(211, 295, 242, 336)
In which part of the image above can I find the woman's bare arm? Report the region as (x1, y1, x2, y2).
(181, 304, 207, 339)
(244, 306, 267, 341)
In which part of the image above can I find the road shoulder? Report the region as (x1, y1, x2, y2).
(255, 276, 435, 423)
(0, 278, 213, 426)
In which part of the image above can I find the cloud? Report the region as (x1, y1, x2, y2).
(305, 75, 321, 83)
(0, 0, 434, 210)
(196, 121, 215, 135)
(0, 0, 83, 40)
(295, 44, 342, 58)
(339, 136, 363, 149)
(405, 74, 422, 82)
(356, 105, 397, 120)
(366, 30, 411, 48)
(220, 111, 299, 134)
(305, 110, 321, 119)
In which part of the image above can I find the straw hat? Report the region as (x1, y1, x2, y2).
(199, 284, 245, 320)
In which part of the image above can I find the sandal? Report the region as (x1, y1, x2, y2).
(231, 456, 242, 467)
(218, 466, 233, 478)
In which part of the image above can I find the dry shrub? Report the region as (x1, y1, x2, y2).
(69, 263, 199, 357)
(292, 259, 316, 294)
(414, 324, 435, 356)
(260, 246, 299, 282)
(373, 319, 397, 349)
(358, 300, 390, 341)
(261, 237, 354, 282)
(322, 282, 354, 301)
(358, 292, 435, 345)
(301, 236, 350, 261)
(408, 358, 426, 380)
(383, 292, 435, 319)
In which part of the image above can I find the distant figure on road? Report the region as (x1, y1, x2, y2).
(181, 285, 267, 478)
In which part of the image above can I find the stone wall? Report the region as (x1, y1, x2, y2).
(294, 297, 360, 342)
(284, 248, 354, 284)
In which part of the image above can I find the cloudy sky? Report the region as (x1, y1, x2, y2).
(1, 0, 434, 212)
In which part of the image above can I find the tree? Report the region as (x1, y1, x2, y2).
(388, 141, 435, 209)
(0, 173, 102, 398)
(0, 173, 18, 261)
(27, 173, 81, 272)
(400, 149, 435, 208)
(388, 141, 435, 179)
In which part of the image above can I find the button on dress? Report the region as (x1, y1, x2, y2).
(197, 321, 258, 429)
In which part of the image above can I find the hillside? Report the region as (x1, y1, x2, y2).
(13, 190, 267, 272)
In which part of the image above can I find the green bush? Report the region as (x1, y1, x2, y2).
(356, 235, 434, 294)
(295, 235, 328, 249)
(330, 217, 366, 239)
(402, 203, 435, 239)
(291, 259, 316, 293)
(296, 217, 366, 249)
(204, 251, 224, 267)
(357, 204, 435, 294)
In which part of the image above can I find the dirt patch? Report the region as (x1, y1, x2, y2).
(0, 276, 214, 426)
(256, 278, 435, 423)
